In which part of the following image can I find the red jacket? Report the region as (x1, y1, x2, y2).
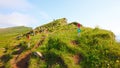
(77, 23, 81, 28)
(27, 35, 30, 40)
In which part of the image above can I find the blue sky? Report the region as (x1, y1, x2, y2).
(0, 0, 120, 36)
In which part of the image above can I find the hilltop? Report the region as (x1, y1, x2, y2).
(0, 18, 120, 68)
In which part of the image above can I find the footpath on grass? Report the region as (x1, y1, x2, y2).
(10, 35, 46, 68)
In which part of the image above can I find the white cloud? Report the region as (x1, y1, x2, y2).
(0, 0, 32, 10)
(0, 0, 52, 28)
(0, 12, 38, 28)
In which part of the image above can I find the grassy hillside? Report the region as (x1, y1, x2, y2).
(0, 26, 32, 67)
(0, 26, 32, 34)
(0, 26, 32, 46)
(30, 23, 120, 68)
(35, 18, 67, 33)
(0, 18, 120, 68)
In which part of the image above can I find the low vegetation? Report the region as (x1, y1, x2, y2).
(0, 18, 120, 68)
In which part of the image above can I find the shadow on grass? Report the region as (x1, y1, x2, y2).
(45, 52, 68, 68)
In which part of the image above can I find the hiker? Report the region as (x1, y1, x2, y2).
(77, 23, 81, 28)
(26, 34, 30, 48)
(77, 28, 81, 36)
(77, 23, 81, 36)
(27, 34, 30, 40)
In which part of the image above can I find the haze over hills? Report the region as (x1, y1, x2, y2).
(0, 18, 120, 68)
(0, 26, 32, 34)
(116, 35, 120, 42)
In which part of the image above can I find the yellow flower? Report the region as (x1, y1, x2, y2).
(116, 60, 119, 63)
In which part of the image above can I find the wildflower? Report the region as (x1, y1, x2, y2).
(116, 60, 119, 63)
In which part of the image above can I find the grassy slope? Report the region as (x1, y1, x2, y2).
(0, 26, 32, 67)
(0, 18, 120, 68)
(29, 19, 120, 68)
(0, 26, 32, 47)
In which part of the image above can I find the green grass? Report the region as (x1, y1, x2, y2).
(33, 23, 120, 68)
(0, 26, 32, 68)
(0, 26, 32, 48)
(0, 18, 120, 68)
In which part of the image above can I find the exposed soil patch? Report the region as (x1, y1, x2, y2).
(16, 51, 31, 68)
(71, 40, 79, 45)
(11, 50, 32, 68)
(12, 47, 25, 55)
(10, 35, 46, 68)
(0, 66, 5, 68)
(73, 54, 82, 64)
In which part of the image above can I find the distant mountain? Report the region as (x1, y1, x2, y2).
(0, 26, 32, 34)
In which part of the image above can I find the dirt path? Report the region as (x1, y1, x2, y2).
(70, 40, 83, 64)
(10, 51, 31, 68)
(10, 35, 46, 68)
(16, 51, 31, 68)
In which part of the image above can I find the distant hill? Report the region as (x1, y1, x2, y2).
(0, 26, 32, 34)
(0, 26, 32, 47)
